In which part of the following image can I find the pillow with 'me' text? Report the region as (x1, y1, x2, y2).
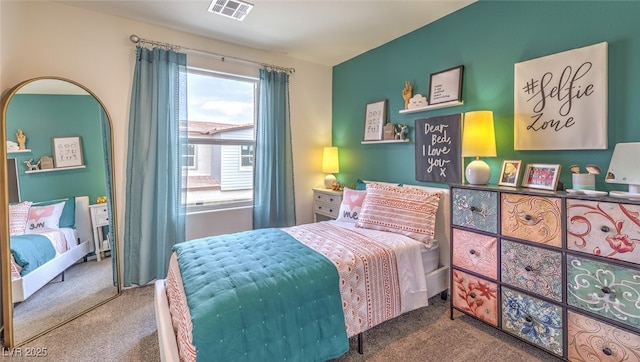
(336, 187, 367, 223)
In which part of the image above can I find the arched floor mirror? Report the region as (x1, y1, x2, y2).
(1, 77, 121, 348)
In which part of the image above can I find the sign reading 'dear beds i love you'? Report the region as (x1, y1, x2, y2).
(514, 42, 607, 150)
(415, 114, 462, 184)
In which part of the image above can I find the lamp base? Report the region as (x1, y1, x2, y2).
(324, 174, 337, 189)
(466, 159, 491, 185)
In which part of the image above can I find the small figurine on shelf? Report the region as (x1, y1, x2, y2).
(96, 196, 108, 204)
(395, 124, 408, 140)
(16, 129, 27, 150)
(23, 159, 40, 171)
(402, 81, 413, 110)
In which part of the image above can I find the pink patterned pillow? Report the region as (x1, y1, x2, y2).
(24, 201, 65, 233)
(356, 183, 441, 245)
(9, 201, 32, 236)
(336, 187, 367, 223)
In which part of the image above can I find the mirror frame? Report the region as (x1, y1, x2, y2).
(0, 76, 122, 348)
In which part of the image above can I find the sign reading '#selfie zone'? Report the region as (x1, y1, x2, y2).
(514, 42, 607, 150)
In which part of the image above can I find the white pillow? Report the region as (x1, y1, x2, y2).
(336, 187, 367, 223)
(24, 201, 65, 233)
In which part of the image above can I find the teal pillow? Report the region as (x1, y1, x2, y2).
(355, 179, 367, 191)
(33, 197, 76, 229)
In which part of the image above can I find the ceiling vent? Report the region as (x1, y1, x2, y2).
(208, 0, 254, 21)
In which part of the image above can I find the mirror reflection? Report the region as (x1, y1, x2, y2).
(3, 78, 119, 345)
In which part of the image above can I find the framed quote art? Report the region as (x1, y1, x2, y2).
(428, 65, 464, 105)
(52, 136, 84, 168)
(363, 99, 387, 141)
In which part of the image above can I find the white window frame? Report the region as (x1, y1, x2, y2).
(184, 68, 259, 212)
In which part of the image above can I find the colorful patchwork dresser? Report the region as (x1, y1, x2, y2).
(450, 185, 640, 361)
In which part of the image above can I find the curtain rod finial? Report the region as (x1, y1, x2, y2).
(130, 34, 140, 44)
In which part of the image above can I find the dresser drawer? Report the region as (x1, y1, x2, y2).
(567, 199, 640, 264)
(567, 254, 640, 329)
(452, 228, 498, 279)
(451, 188, 498, 234)
(567, 310, 640, 361)
(452, 269, 498, 326)
(502, 287, 563, 356)
(501, 193, 562, 248)
(501, 239, 562, 302)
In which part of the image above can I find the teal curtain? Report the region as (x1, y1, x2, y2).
(253, 69, 296, 228)
(99, 109, 118, 286)
(124, 46, 187, 286)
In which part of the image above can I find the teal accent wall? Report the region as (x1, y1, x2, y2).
(332, 1, 640, 191)
(6, 94, 108, 202)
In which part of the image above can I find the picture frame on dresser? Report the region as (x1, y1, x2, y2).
(521, 163, 561, 190)
(498, 160, 522, 187)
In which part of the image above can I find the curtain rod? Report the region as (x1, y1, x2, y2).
(129, 34, 295, 74)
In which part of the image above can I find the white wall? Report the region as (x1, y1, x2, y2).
(0, 2, 333, 269)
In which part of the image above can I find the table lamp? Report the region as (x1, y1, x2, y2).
(462, 111, 496, 185)
(322, 146, 339, 188)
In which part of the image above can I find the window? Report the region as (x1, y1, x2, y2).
(184, 68, 258, 210)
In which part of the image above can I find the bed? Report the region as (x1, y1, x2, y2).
(155, 182, 451, 361)
(9, 196, 94, 304)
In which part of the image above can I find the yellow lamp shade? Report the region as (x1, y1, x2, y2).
(461, 111, 496, 157)
(322, 147, 339, 173)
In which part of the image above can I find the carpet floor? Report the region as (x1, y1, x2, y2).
(14, 285, 564, 362)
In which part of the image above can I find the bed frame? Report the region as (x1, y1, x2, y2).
(154, 184, 451, 361)
(11, 196, 94, 303)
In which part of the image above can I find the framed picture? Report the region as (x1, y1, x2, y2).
(498, 160, 522, 187)
(52, 136, 84, 168)
(428, 65, 464, 105)
(521, 163, 562, 190)
(363, 99, 387, 141)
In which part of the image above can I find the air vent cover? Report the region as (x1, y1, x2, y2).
(208, 0, 254, 21)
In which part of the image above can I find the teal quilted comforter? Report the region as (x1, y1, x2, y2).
(172, 228, 349, 361)
(10, 234, 56, 276)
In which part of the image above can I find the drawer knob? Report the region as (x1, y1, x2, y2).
(600, 225, 610, 232)
(329, 198, 334, 202)
(602, 347, 613, 356)
(329, 209, 333, 213)
(525, 316, 533, 323)
(602, 286, 612, 294)
(469, 249, 476, 255)
(469, 292, 476, 299)
(525, 265, 534, 272)
(469, 206, 482, 213)
(524, 214, 532, 221)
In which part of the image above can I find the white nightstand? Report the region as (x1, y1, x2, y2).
(89, 203, 110, 261)
(312, 188, 343, 222)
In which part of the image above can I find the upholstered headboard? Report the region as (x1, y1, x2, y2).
(74, 196, 93, 246)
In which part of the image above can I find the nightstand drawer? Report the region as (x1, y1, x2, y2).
(314, 192, 342, 208)
(501, 239, 562, 302)
(568, 310, 640, 361)
(501, 193, 562, 248)
(452, 228, 497, 279)
(451, 188, 498, 234)
(502, 287, 563, 356)
(313, 202, 339, 218)
(452, 269, 498, 326)
(567, 254, 640, 329)
(567, 199, 640, 265)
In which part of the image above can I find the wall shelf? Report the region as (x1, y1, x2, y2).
(25, 165, 86, 174)
(361, 139, 410, 144)
(398, 100, 464, 114)
(8, 149, 32, 154)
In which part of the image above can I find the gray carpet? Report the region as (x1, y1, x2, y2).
(15, 286, 564, 362)
(13, 257, 117, 344)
